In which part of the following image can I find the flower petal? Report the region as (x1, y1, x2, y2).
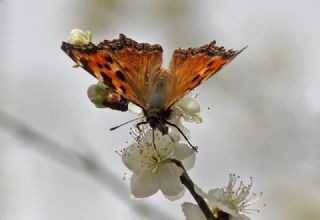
(207, 188, 223, 202)
(165, 188, 186, 201)
(130, 171, 159, 198)
(173, 143, 196, 170)
(185, 113, 202, 123)
(177, 96, 200, 114)
(122, 143, 146, 174)
(207, 188, 238, 217)
(182, 202, 206, 220)
(155, 131, 172, 143)
(232, 215, 251, 220)
(193, 184, 207, 199)
(128, 102, 143, 115)
(159, 162, 185, 200)
(169, 92, 202, 125)
(178, 122, 191, 138)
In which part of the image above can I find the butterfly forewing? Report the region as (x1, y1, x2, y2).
(164, 42, 247, 108)
(61, 34, 164, 109)
(61, 42, 146, 107)
(98, 34, 164, 109)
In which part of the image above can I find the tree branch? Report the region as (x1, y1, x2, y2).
(170, 159, 216, 220)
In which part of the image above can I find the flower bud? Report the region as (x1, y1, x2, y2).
(87, 82, 110, 108)
(87, 82, 128, 111)
(67, 28, 92, 46)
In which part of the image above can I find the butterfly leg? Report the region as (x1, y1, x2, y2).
(136, 121, 147, 132)
(164, 120, 198, 152)
(158, 120, 175, 142)
(157, 122, 169, 135)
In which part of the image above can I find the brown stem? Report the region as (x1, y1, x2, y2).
(170, 159, 216, 220)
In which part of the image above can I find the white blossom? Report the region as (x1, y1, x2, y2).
(121, 130, 195, 200)
(128, 102, 143, 115)
(182, 174, 261, 220)
(169, 93, 202, 124)
(67, 28, 92, 45)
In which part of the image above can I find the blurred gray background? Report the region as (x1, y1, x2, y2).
(1, 0, 320, 220)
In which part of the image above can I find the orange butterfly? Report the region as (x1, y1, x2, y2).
(61, 34, 246, 149)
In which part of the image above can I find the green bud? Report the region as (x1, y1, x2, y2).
(67, 28, 92, 46)
(87, 82, 111, 108)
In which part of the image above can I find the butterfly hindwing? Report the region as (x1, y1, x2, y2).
(103, 90, 129, 111)
(164, 42, 247, 108)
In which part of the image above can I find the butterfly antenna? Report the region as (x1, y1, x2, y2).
(110, 117, 143, 131)
(164, 120, 198, 152)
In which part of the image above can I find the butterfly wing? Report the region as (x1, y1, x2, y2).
(61, 34, 163, 109)
(103, 91, 129, 111)
(163, 41, 247, 108)
(98, 34, 163, 107)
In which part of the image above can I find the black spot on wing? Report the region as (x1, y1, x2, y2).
(67, 51, 76, 61)
(61, 42, 76, 62)
(97, 63, 103, 68)
(116, 70, 126, 81)
(100, 71, 116, 90)
(105, 56, 113, 63)
(87, 48, 97, 54)
(207, 61, 214, 68)
(191, 74, 200, 83)
(79, 58, 94, 76)
(61, 42, 70, 54)
(120, 85, 126, 93)
(104, 64, 111, 70)
(204, 68, 213, 74)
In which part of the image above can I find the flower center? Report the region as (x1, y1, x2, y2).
(142, 142, 172, 173)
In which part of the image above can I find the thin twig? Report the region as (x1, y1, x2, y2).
(170, 159, 216, 220)
(0, 109, 176, 220)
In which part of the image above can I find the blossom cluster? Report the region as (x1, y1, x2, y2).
(66, 29, 261, 220)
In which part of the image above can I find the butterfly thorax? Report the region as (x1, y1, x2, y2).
(144, 107, 171, 134)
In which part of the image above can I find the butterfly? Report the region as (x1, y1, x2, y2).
(61, 34, 246, 149)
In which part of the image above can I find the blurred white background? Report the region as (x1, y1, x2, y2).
(1, 0, 320, 220)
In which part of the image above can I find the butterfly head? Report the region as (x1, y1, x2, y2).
(144, 107, 171, 134)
